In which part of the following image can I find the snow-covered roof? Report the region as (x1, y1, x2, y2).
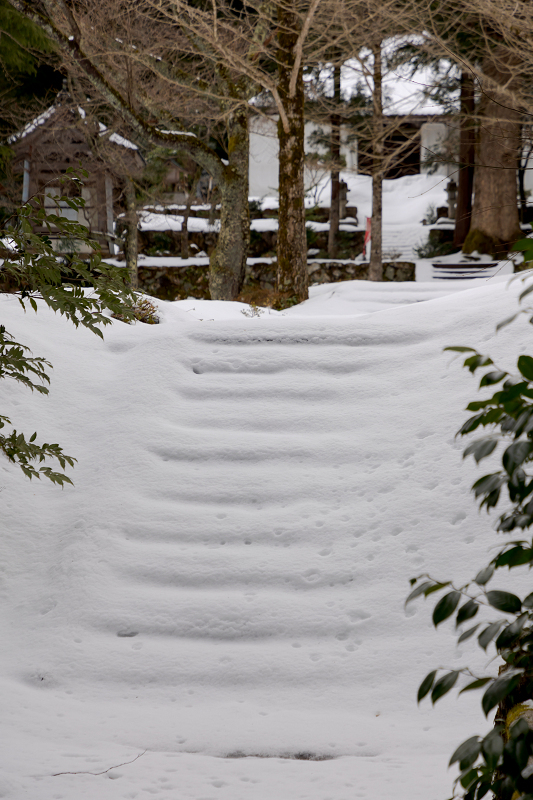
(9, 101, 139, 151)
(98, 121, 138, 151)
(7, 106, 56, 144)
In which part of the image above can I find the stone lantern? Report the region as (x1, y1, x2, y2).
(446, 180, 457, 220)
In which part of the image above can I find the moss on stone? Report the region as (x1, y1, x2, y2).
(463, 228, 503, 257)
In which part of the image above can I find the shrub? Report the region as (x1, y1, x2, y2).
(113, 294, 160, 324)
(408, 257, 533, 800)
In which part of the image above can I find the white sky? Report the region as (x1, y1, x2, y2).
(309, 36, 459, 116)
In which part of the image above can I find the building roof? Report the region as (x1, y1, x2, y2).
(10, 92, 140, 154)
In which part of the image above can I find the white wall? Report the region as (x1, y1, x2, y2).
(249, 115, 357, 199)
(249, 116, 461, 198)
(419, 122, 454, 177)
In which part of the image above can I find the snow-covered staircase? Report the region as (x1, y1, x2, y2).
(1, 287, 520, 798)
(381, 223, 425, 261)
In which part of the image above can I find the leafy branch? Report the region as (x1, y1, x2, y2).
(408, 335, 533, 800)
(1, 169, 135, 485)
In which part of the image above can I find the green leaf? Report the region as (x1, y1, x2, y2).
(466, 400, 492, 411)
(495, 614, 528, 648)
(0, 174, 137, 486)
(424, 581, 451, 597)
(458, 624, 481, 643)
(433, 591, 461, 626)
(456, 599, 479, 626)
(486, 590, 522, 614)
(518, 356, 533, 381)
(481, 727, 504, 767)
(520, 283, 533, 303)
(478, 621, 504, 650)
(475, 565, 494, 586)
(482, 672, 523, 715)
(464, 355, 494, 374)
(459, 768, 479, 789)
(510, 238, 533, 254)
(494, 546, 533, 568)
(496, 314, 519, 332)
(463, 438, 498, 463)
(417, 670, 437, 702)
(503, 441, 533, 476)
(476, 781, 492, 800)
(480, 370, 507, 387)
(459, 413, 488, 436)
(449, 735, 481, 766)
(405, 580, 433, 605)
(459, 677, 491, 694)
(431, 670, 459, 703)
(522, 592, 533, 608)
(444, 346, 478, 354)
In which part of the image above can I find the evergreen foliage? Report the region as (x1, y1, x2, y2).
(0, 168, 134, 485)
(0, 0, 61, 138)
(408, 264, 533, 800)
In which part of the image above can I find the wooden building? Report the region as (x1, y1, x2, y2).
(10, 90, 144, 257)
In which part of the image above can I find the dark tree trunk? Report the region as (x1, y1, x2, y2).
(465, 52, 522, 255)
(209, 107, 250, 300)
(328, 63, 341, 259)
(454, 71, 475, 248)
(276, 5, 308, 302)
(368, 42, 383, 282)
(124, 176, 138, 290)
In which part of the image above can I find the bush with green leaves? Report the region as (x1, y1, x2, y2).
(1, 168, 134, 485)
(407, 251, 533, 800)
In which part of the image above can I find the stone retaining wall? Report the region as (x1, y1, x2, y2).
(138, 260, 416, 301)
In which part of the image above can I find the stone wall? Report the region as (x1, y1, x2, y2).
(138, 227, 366, 261)
(137, 260, 416, 302)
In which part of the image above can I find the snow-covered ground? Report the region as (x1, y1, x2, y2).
(2, 272, 533, 799)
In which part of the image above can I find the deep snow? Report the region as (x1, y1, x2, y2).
(1, 272, 533, 799)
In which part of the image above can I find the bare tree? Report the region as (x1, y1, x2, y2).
(8, 0, 254, 299)
(11, 0, 433, 298)
(306, 0, 432, 279)
(8, 0, 347, 302)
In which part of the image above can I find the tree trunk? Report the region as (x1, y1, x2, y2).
(465, 53, 522, 256)
(276, 6, 308, 302)
(124, 176, 138, 290)
(208, 108, 250, 300)
(368, 41, 383, 282)
(328, 63, 341, 259)
(453, 71, 475, 248)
